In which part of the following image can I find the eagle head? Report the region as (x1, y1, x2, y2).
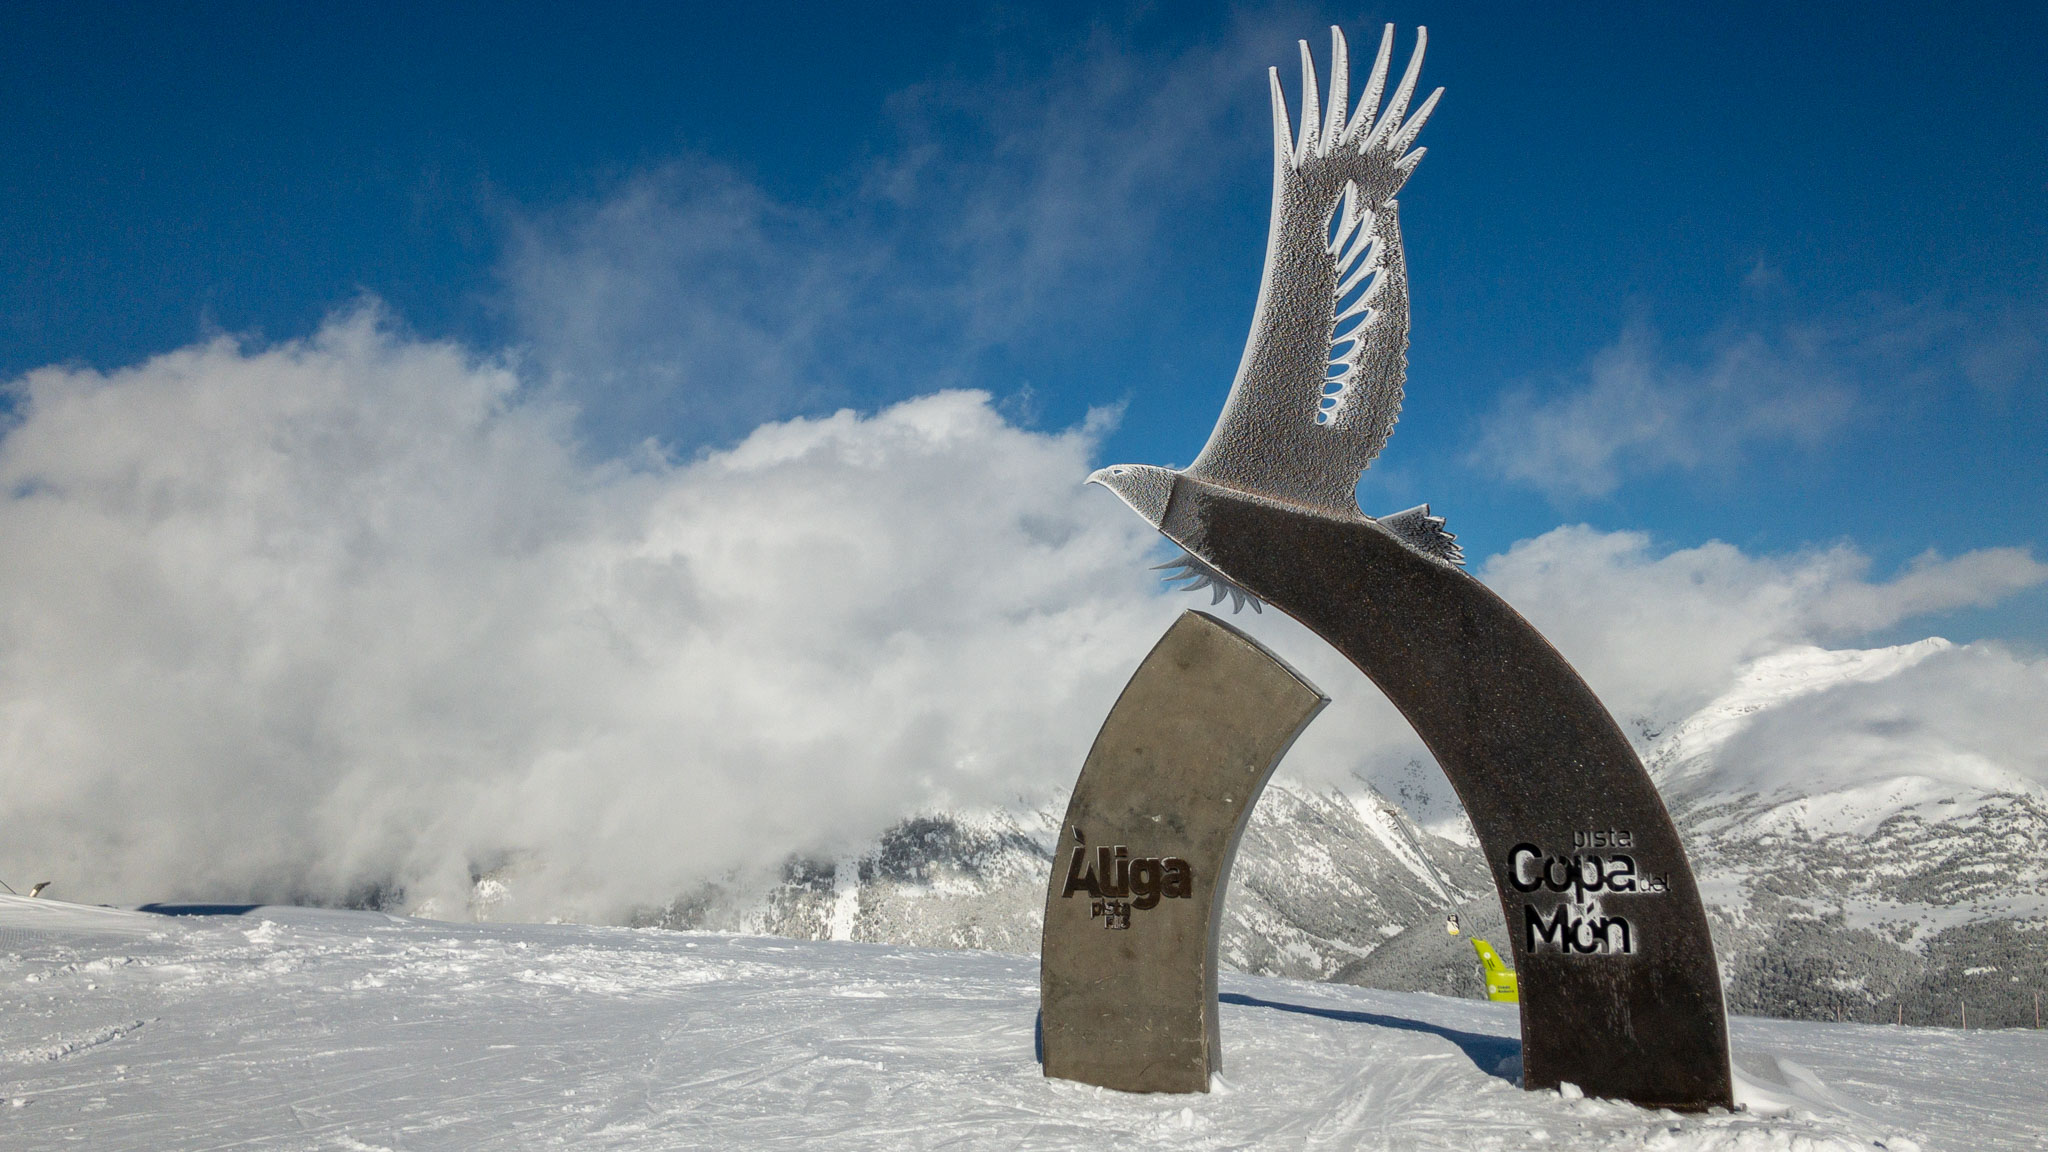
(1086, 464, 1175, 529)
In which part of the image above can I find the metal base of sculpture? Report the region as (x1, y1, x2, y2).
(1162, 481, 1734, 1111)
(1039, 610, 1326, 1094)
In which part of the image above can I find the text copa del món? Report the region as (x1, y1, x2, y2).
(1508, 836, 1670, 956)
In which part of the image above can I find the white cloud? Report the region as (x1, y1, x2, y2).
(0, 311, 1174, 918)
(1, 314, 2040, 917)
(1468, 323, 1853, 499)
(1478, 526, 2048, 732)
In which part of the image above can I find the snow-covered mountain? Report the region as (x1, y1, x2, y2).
(1644, 640, 2048, 1029)
(427, 637, 2048, 1028)
(622, 779, 1493, 990)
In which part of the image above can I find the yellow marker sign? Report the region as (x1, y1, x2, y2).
(1472, 938, 1519, 1004)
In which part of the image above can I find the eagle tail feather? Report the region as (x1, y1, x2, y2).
(1378, 504, 1464, 566)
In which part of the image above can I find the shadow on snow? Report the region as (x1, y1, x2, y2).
(136, 903, 264, 917)
(1218, 991, 1521, 1082)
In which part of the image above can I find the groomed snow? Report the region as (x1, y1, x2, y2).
(3, 896, 2040, 1150)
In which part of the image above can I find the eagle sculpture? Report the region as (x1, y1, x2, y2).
(1067, 30, 1740, 1111)
(1089, 25, 1458, 612)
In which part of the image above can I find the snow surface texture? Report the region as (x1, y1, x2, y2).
(5, 896, 2036, 1151)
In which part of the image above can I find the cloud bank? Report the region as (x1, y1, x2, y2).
(1, 313, 2041, 917)
(0, 311, 1175, 918)
(1478, 526, 2048, 732)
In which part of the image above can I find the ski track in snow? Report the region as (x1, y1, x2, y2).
(2, 897, 2041, 1151)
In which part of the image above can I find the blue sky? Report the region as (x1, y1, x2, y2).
(5, 2, 2048, 909)
(3, 0, 2043, 645)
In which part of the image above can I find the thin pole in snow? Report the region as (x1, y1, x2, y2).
(1961, 999, 1967, 1029)
(1897, 1002, 1903, 1026)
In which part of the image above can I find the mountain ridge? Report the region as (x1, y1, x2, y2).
(432, 636, 2047, 1027)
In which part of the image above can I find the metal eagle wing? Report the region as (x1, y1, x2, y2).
(1184, 26, 1441, 521)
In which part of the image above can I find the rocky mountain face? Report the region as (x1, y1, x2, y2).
(627, 779, 1494, 991)
(473, 637, 2047, 1028)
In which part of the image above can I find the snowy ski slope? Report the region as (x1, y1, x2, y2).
(2, 895, 2041, 1150)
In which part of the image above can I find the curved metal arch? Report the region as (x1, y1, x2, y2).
(1163, 480, 1734, 1111)
(1040, 610, 1327, 1094)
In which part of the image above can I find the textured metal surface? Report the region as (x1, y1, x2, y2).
(1040, 610, 1327, 1094)
(1159, 480, 1735, 1112)
(1091, 25, 1441, 527)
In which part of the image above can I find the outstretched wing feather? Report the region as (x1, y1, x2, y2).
(1317, 197, 1409, 462)
(1185, 25, 1439, 518)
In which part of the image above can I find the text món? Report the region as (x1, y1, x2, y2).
(1524, 903, 1634, 955)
